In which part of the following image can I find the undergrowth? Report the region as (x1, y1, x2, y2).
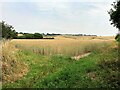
(2, 41, 119, 88)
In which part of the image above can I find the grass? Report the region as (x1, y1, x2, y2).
(32, 46, 119, 88)
(3, 49, 74, 88)
(2, 36, 119, 88)
(11, 36, 114, 56)
(1, 40, 28, 83)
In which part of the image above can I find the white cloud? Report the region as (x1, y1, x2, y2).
(1, 1, 117, 36)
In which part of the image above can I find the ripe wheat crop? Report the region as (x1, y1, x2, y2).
(11, 36, 114, 56)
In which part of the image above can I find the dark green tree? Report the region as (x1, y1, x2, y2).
(34, 33, 43, 39)
(108, 0, 120, 41)
(1, 21, 17, 39)
(25, 34, 34, 39)
(16, 33, 43, 39)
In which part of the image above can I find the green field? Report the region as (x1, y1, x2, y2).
(2, 36, 119, 88)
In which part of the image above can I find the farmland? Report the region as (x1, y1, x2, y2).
(1, 36, 120, 88)
(11, 36, 114, 56)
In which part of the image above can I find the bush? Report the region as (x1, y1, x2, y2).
(97, 48, 120, 88)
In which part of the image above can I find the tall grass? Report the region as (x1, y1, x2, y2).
(11, 37, 114, 56)
(2, 36, 119, 88)
(32, 43, 119, 88)
(1, 40, 28, 83)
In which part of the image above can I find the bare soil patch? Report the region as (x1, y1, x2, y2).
(71, 52, 91, 60)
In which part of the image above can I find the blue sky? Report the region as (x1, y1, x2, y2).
(0, 0, 118, 36)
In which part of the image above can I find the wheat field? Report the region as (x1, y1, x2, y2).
(11, 36, 115, 56)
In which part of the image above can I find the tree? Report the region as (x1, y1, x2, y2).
(16, 33, 43, 39)
(1, 21, 17, 39)
(19, 32, 23, 34)
(34, 33, 43, 39)
(25, 34, 34, 39)
(108, 0, 120, 41)
(1, 21, 44, 39)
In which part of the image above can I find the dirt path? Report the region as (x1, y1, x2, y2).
(71, 52, 91, 60)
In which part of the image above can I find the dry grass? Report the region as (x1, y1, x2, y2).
(11, 36, 115, 56)
(1, 40, 28, 83)
(57, 36, 115, 40)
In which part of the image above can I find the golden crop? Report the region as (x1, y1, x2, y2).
(11, 36, 115, 56)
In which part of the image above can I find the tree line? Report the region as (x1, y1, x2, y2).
(17, 33, 43, 39)
(1, 21, 43, 39)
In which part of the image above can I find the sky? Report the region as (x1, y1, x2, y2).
(0, 0, 118, 36)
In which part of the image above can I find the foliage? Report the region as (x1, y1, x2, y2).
(25, 34, 34, 39)
(36, 47, 119, 88)
(16, 35, 27, 39)
(108, 0, 120, 41)
(16, 33, 43, 39)
(34, 33, 43, 39)
(1, 21, 18, 39)
(109, 0, 120, 30)
(1, 21, 43, 39)
(3, 40, 119, 88)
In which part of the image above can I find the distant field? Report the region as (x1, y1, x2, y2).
(11, 36, 115, 56)
(56, 36, 115, 40)
(2, 36, 119, 88)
